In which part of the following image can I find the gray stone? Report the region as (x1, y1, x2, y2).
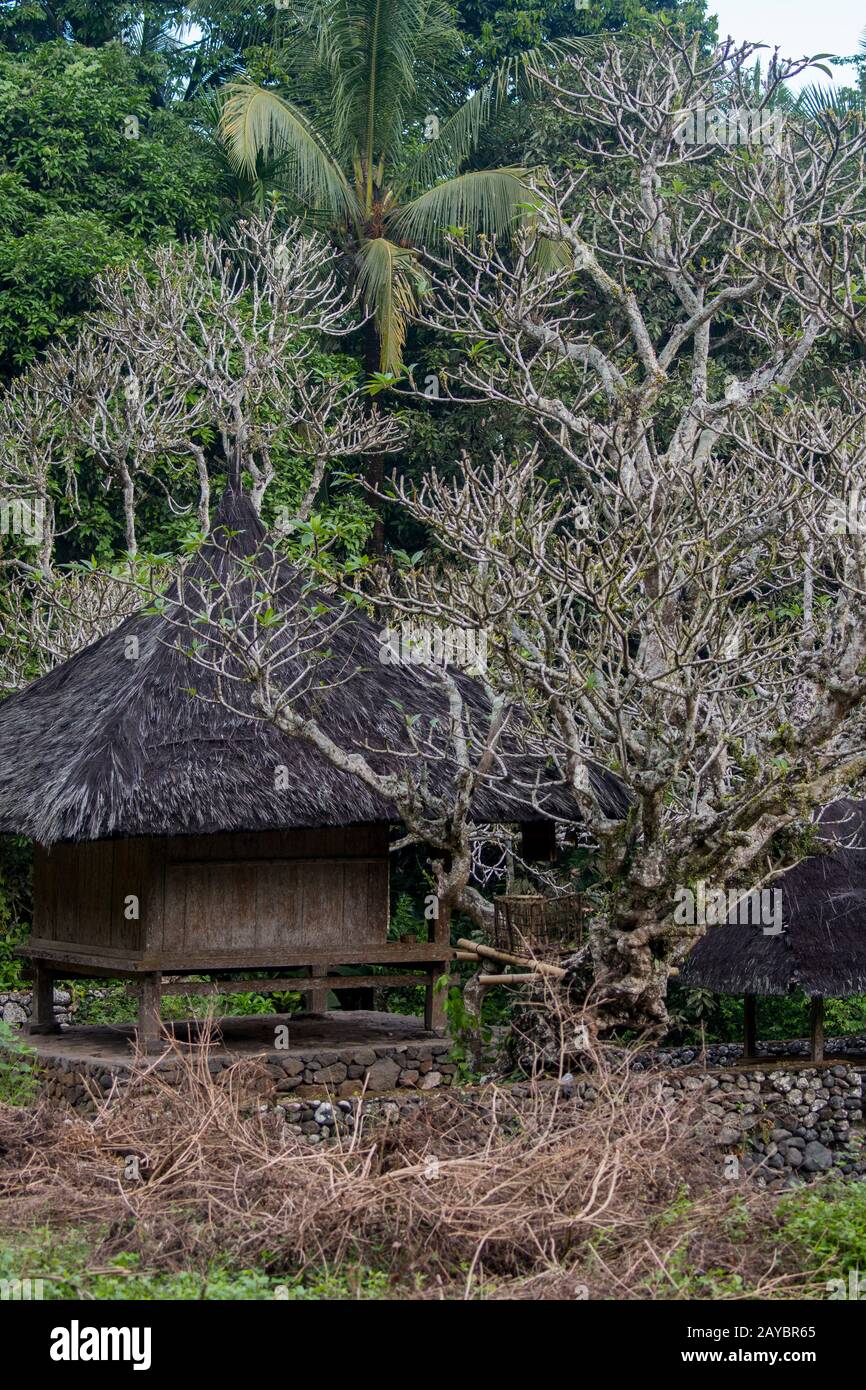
(312, 1062, 347, 1086)
(721, 1113, 744, 1131)
(365, 1056, 401, 1092)
(803, 1141, 834, 1172)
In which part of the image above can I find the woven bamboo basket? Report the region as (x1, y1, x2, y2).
(491, 893, 584, 958)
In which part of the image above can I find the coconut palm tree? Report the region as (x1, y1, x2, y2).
(789, 27, 866, 123)
(217, 0, 582, 377)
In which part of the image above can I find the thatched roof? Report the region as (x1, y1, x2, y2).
(0, 490, 626, 845)
(679, 799, 866, 998)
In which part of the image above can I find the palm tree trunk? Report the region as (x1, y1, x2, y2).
(363, 319, 386, 555)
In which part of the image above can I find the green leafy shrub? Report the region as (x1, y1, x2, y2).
(0, 1228, 394, 1300)
(0, 836, 32, 992)
(0, 1017, 37, 1105)
(668, 985, 866, 1045)
(69, 978, 306, 1026)
(778, 1182, 866, 1280)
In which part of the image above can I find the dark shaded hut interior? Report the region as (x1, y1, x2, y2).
(0, 490, 625, 1046)
(680, 798, 866, 1061)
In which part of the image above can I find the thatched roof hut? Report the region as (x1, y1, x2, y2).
(680, 799, 866, 999)
(0, 490, 625, 1046)
(680, 798, 866, 1059)
(0, 489, 624, 846)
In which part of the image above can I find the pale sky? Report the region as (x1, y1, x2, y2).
(710, 0, 864, 88)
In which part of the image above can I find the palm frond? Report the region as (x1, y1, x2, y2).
(326, 0, 455, 183)
(389, 168, 532, 247)
(355, 236, 420, 373)
(218, 82, 358, 222)
(530, 234, 573, 278)
(399, 34, 605, 193)
(793, 83, 866, 124)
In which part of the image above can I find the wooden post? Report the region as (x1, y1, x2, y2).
(308, 964, 328, 1014)
(743, 993, 757, 1059)
(462, 969, 490, 1068)
(25, 960, 60, 1035)
(423, 898, 451, 1033)
(810, 995, 825, 1064)
(425, 963, 449, 1032)
(136, 972, 164, 1053)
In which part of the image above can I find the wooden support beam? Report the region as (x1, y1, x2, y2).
(136, 972, 164, 1054)
(456, 937, 566, 979)
(137, 973, 431, 997)
(810, 995, 825, 1064)
(425, 963, 449, 1033)
(18, 941, 458, 972)
(24, 960, 60, 1035)
(743, 993, 757, 1059)
(478, 972, 541, 986)
(307, 964, 329, 1014)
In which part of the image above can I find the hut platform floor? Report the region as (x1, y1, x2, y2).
(27, 1009, 442, 1068)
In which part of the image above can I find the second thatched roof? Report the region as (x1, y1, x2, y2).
(0, 490, 626, 845)
(679, 799, 866, 998)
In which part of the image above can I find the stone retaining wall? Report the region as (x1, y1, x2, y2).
(276, 1062, 866, 1156)
(25, 1038, 866, 1182)
(663, 1063, 866, 1183)
(0, 989, 73, 1028)
(37, 1038, 458, 1110)
(631, 1035, 866, 1070)
(275, 1093, 439, 1144)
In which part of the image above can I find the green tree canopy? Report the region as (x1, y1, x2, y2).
(0, 37, 221, 375)
(217, 0, 573, 374)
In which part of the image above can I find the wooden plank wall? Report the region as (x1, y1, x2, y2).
(34, 840, 146, 953)
(33, 827, 390, 961)
(158, 826, 389, 955)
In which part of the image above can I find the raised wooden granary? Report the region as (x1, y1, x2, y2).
(0, 491, 623, 1046)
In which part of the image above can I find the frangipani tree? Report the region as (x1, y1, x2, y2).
(3, 217, 402, 559)
(368, 29, 866, 1033)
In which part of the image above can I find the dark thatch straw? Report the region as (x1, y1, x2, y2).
(0, 490, 626, 845)
(679, 799, 866, 998)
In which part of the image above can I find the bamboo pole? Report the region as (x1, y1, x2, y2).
(478, 972, 542, 986)
(455, 937, 566, 979)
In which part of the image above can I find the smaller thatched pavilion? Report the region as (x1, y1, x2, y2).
(680, 799, 866, 1061)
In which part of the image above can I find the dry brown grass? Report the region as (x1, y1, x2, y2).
(0, 1029, 815, 1299)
